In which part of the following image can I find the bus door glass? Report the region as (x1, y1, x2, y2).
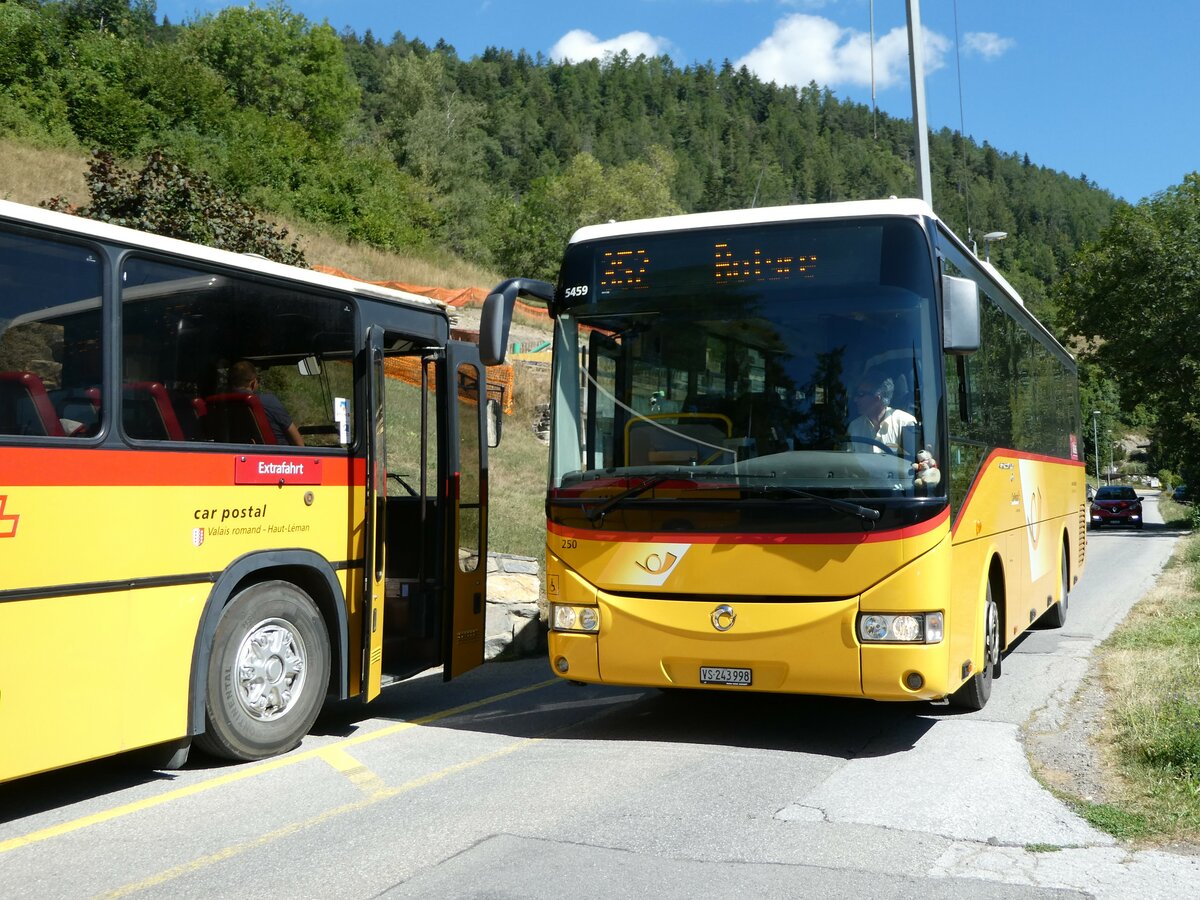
(362, 325, 387, 700)
(378, 350, 441, 682)
(443, 340, 486, 679)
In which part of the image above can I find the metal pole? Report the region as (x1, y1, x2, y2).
(1092, 412, 1101, 487)
(870, 0, 877, 140)
(906, 0, 933, 206)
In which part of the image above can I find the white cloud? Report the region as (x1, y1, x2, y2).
(549, 29, 669, 63)
(964, 31, 1014, 60)
(734, 14, 949, 91)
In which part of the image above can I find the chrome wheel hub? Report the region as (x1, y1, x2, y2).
(235, 617, 307, 721)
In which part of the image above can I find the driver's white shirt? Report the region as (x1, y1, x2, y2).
(849, 406, 916, 454)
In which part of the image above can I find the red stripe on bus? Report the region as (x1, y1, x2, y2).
(547, 508, 949, 545)
(0, 447, 365, 486)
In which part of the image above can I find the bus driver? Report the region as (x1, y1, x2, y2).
(848, 369, 916, 457)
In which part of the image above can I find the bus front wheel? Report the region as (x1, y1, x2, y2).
(950, 583, 998, 710)
(196, 580, 331, 762)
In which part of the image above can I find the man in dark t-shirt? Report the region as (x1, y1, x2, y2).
(228, 359, 304, 446)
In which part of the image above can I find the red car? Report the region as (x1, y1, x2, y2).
(1090, 485, 1143, 529)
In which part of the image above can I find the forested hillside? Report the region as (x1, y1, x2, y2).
(0, 1, 1120, 327)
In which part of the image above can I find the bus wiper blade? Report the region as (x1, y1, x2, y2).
(584, 473, 673, 525)
(745, 485, 881, 524)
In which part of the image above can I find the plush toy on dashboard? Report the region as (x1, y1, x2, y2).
(912, 449, 941, 487)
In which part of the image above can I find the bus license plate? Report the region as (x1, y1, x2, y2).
(699, 666, 752, 686)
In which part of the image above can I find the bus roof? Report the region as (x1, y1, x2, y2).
(568, 197, 937, 244)
(0, 199, 447, 314)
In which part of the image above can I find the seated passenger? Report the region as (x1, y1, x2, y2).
(848, 370, 916, 456)
(228, 359, 304, 446)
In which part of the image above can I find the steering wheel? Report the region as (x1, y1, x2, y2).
(387, 472, 419, 496)
(845, 436, 900, 456)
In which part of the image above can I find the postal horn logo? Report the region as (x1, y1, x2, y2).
(634, 551, 679, 576)
(711, 604, 736, 632)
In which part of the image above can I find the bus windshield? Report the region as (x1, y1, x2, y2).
(548, 217, 946, 533)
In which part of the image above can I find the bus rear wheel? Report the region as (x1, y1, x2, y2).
(950, 583, 999, 710)
(1041, 546, 1070, 629)
(195, 581, 330, 762)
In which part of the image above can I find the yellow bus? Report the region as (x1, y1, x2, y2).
(0, 199, 507, 782)
(482, 198, 1086, 709)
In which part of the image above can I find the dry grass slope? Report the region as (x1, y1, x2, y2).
(0, 139, 90, 206)
(0, 140, 504, 290)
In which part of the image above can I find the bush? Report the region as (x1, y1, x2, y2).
(44, 149, 306, 265)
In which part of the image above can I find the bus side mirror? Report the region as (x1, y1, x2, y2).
(486, 398, 503, 448)
(480, 278, 554, 366)
(943, 275, 980, 354)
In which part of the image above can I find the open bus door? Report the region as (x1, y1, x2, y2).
(443, 340, 487, 679)
(361, 325, 388, 701)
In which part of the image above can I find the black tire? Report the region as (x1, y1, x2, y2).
(1041, 546, 1070, 629)
(195, 580, 330, 762)
(950, 582, 999, 710)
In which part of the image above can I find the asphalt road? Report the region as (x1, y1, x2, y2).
(2, 498, 1197, 899)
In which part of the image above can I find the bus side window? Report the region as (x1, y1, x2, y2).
(119, 257, 356, 447)
(0, 230, 105, 440)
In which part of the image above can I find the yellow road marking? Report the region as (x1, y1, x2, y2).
(317, 746, 388, 796)
(99, 739, 537, 899)
(0, 677, 559, 855)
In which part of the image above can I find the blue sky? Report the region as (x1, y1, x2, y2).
(156, 0, 1199, 205)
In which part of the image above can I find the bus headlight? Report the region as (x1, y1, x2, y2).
(858, 611, 943, 644)
(552, 604, 600, 633)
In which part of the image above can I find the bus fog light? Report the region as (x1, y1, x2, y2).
(905, 672, 924, 690)
(890, 615, 921, 642)
(554, 656, 570, 673)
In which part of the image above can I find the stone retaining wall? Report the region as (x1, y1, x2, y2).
(484, 552, 546, 660)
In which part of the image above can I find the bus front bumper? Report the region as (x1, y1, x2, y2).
(548, 593, 954, 701)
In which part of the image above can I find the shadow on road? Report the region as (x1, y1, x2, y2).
(312, 664, 940, 765)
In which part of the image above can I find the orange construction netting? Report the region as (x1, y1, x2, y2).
(312, 266, 550, 320)
(315, 266, 523, 415)
(382, 356, 515, 415)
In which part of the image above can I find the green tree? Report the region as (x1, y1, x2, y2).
(0, 1, 73, 140)
(183, 3, 359, 142)
(1056, 174, 1200, 482)
(59, 29, 157, 154)
(493, 147, 683, 280)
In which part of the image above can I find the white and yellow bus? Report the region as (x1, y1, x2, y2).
(482, 198, 1086, 709)
(0, 199, 508, 782)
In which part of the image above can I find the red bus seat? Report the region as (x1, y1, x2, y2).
(204, 392, 277, 444)
(123, 381, 185, 441)
(0, 371, 67, 437)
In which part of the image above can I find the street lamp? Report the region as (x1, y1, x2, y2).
(1092, 410, 1101, 488)
(982, 231, 1008, 262)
